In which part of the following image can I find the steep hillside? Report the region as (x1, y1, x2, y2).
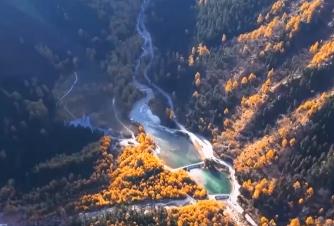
(1, 0, 334, 225)
(150, 0, 334, 224)
(0, 0, 143, 224)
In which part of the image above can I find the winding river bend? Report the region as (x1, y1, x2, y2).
(128, 0, 243, 214)
(59, 0, 245, 223)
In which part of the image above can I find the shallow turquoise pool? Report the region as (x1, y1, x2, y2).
(189, 168, 231, 194)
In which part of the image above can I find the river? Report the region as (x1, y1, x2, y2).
(129, 0, 237, 199)
(60, 0, 242, 216)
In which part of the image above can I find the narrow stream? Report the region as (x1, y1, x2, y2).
(129, 0, 232, 196)
(59, 0, 237, 205)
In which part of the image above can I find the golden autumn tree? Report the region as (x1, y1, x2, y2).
(305, 216, 315, 225)
(169, 200, 234, 226)
(308, 38, 334, 68)
(288, 218, 301, 226)
(188, 54, 195, 66)
(197, 43, 210, 56)
(79, 133, 207, 210)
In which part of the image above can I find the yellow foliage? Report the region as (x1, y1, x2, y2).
(272, 41, 285, 53)
(224, 79, 233, 94)
(300, 0, 323, 23)
(197, 43, 210, 56)
(269, 219, 277, 226)
(278, 128, 288, 138)
(242, 179, 254, 193)
(298, 198, 304, 205)
(260, 216, 269, 225)
(241, 77, 249, 85)
(223, 119, 232, 128)
(308, 38, 334, 68)
(286, 15, 302, 36)
(260, 217, 276, 226)
(222, 76, 271, 152)
(238, 17, 280, 42)
(188, 54, 195, 66)
(235, 136, 271, 171)
(265, 149, 276, 160)
(242, 178, 277, 200)
(325, 219, 334, 225)
(235, 91, 332, 172)
(265, 43, 273, 53)
(289, 138, 296, 146)
(238, 0, 323, 44)
(224, 108, 229, 115)
(306, 187, 314, 199)
(232, 80, 239, 89)
(305, 216, 315, 225)
(170, 200, 233, 226)
(286, 0, 323, 37)
(282, 138, 288, 148)
(80, 133, 207, 209)
(270, 0, 285, 15)
(293, 181, 301, 190)
(234, 132, 276, 171)
(260, 78, 272, 93)
(224, 78, 239, 94)
(248, 73, 257, 82)
(288, 218, 301, 226)
(296, 92, 332, 125)
(100, 136, 112, 151)
(309, 41, 319, 54)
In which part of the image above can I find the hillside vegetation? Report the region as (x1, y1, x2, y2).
(162, 0, 334, 224)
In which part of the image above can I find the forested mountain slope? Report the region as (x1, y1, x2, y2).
(1, 0, 334, 225)
(150, 0, 334, 225)
(0, 0, 142, 224)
